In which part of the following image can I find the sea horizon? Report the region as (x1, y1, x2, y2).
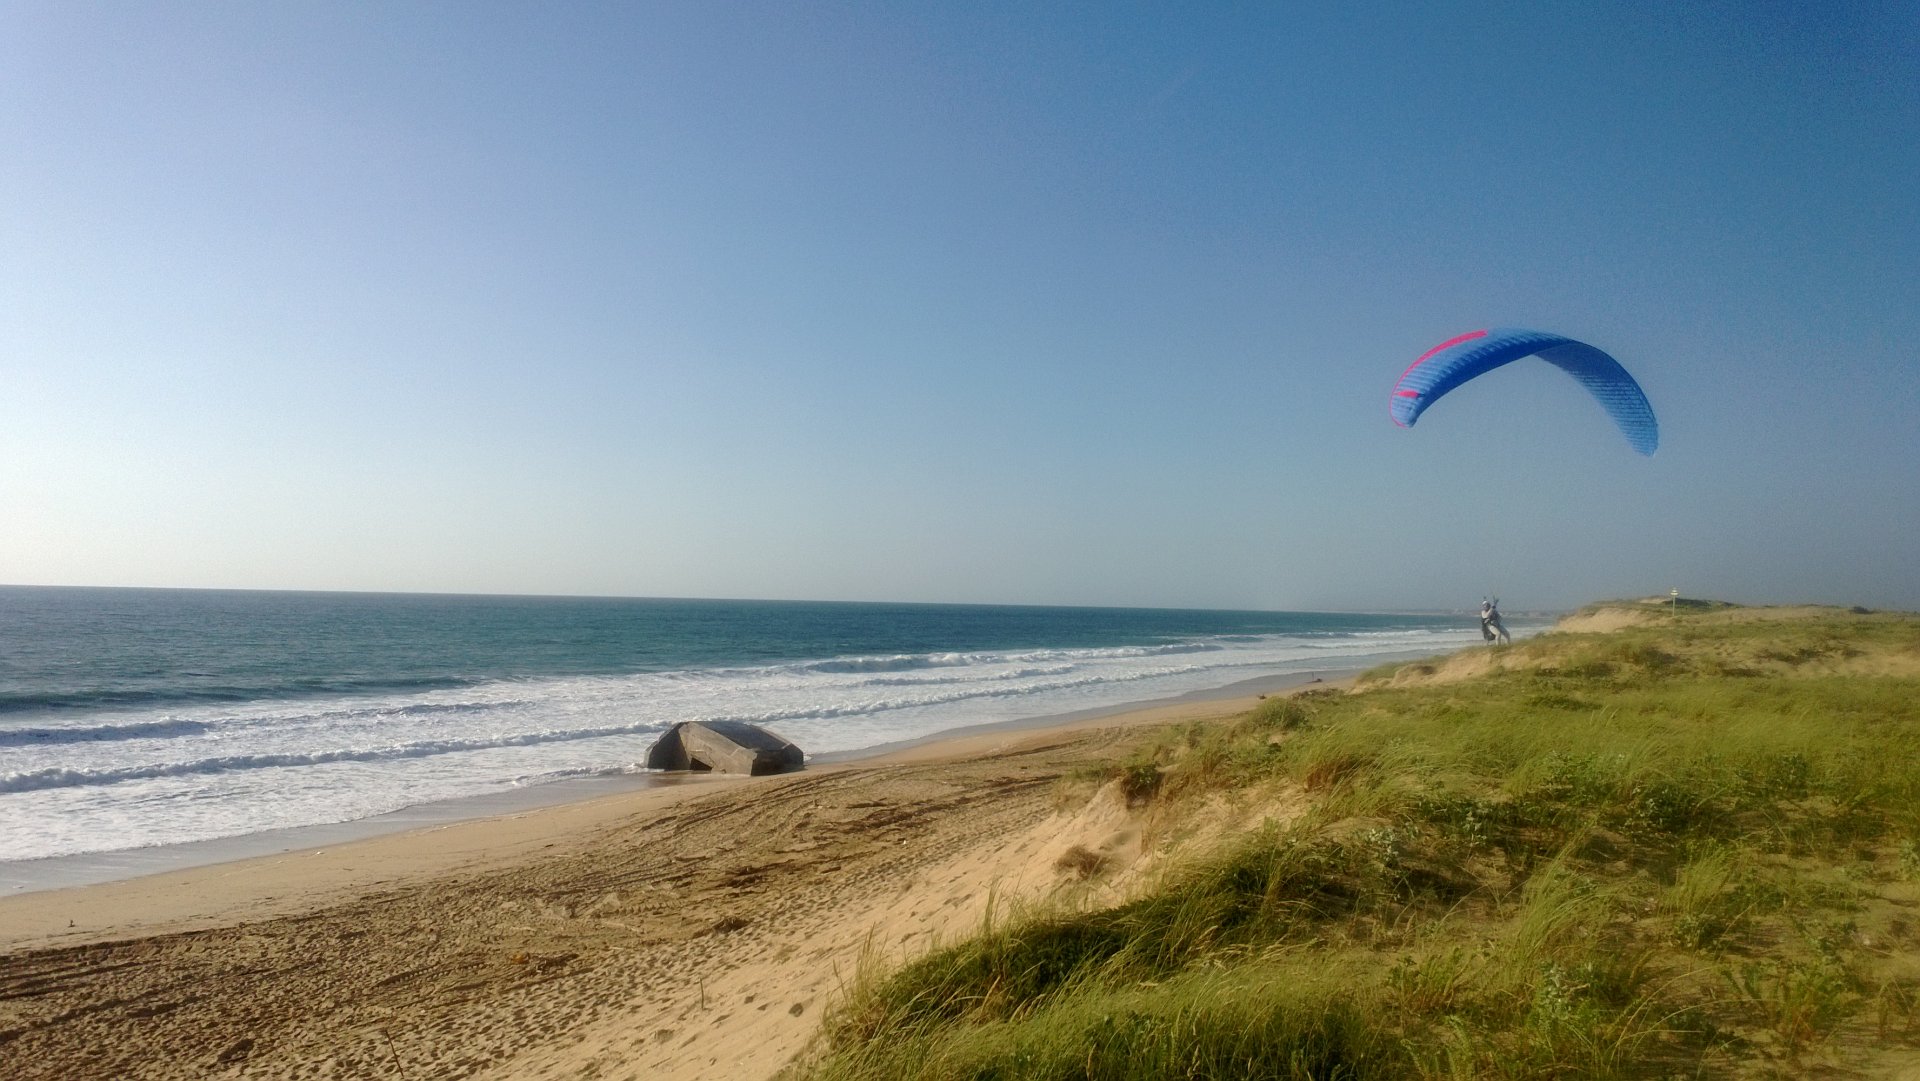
(0, 579, 1540, 616)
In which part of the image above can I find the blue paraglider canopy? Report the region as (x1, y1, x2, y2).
(1390, 328, 1658, 456)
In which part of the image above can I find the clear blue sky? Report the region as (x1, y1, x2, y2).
(4, 1, 1916, 611)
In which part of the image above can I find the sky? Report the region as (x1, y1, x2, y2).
(3, 1, 1916, 612)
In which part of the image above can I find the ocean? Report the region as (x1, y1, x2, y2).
(0, 586, 1518, 875)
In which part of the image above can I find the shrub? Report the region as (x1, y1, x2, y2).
(1250, 696, 1312, 732)
(1117, 761, 1162, 806)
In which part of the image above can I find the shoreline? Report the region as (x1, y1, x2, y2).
(0, 667, 1350, 953)
(0, 666, 1351, 899)
(0, 671, 1316, 1081)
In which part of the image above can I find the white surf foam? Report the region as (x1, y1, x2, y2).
(0, 626, 1499, 862)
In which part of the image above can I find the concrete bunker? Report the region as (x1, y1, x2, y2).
(645, 720, 805, 776)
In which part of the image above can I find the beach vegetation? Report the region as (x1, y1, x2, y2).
(800, 604, 1920, 1079)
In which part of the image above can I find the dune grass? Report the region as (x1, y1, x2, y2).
(798, 605, 1920, 1080)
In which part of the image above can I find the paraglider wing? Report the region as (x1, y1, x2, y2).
(1390, 327, 1658, 455)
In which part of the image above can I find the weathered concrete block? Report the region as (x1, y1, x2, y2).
(645, 721, 805, 776)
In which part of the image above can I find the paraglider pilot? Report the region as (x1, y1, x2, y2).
(1480, 598, 1510, 645)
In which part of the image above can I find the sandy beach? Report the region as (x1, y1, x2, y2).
(0, 689, 1297, 1080)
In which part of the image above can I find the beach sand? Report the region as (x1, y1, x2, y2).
(0, 689, 1314, 1080)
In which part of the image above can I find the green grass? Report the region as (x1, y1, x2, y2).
(797, 605, 1920, 1080)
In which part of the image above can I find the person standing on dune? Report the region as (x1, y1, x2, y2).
(1480, 598, 1510, 645)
